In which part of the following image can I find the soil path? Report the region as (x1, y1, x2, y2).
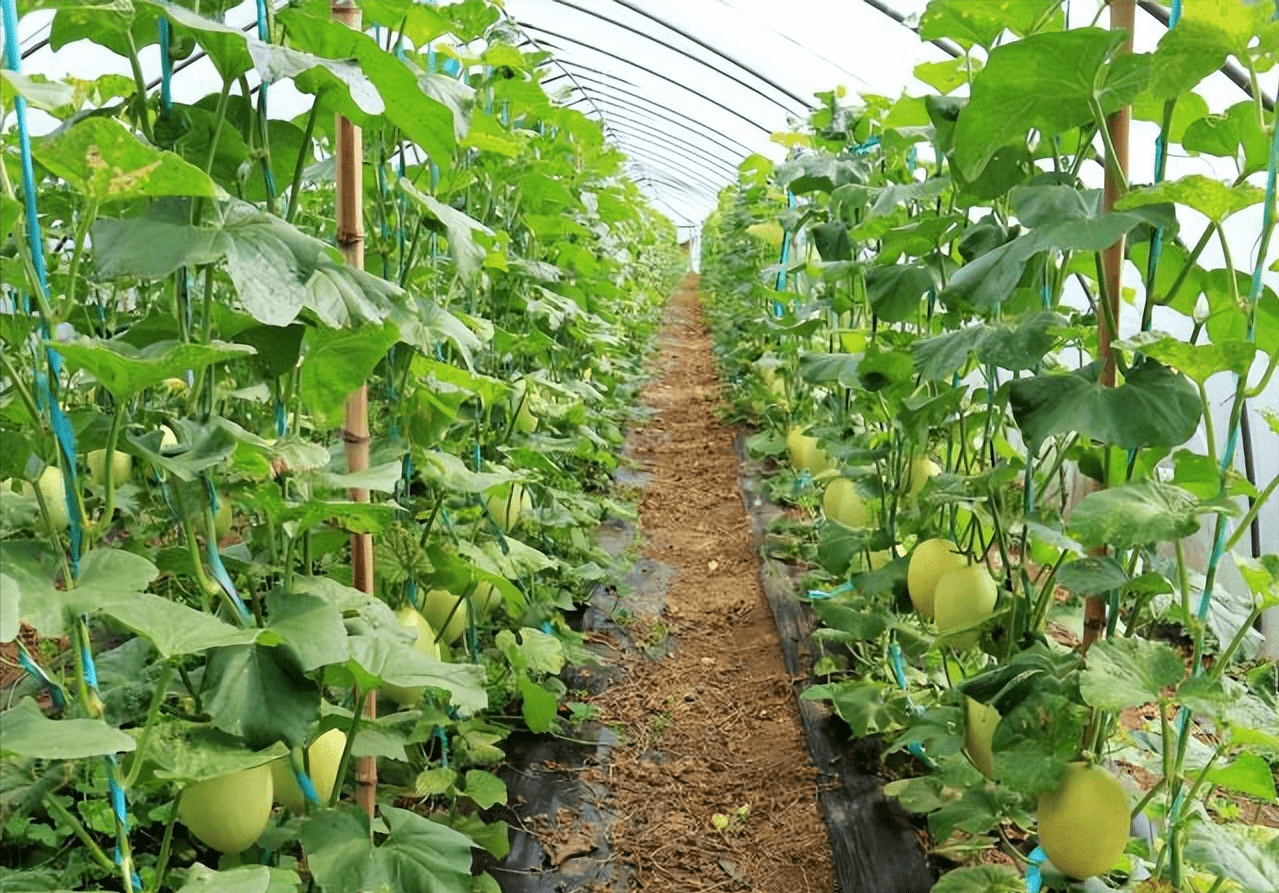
(591, 275, 834, 890)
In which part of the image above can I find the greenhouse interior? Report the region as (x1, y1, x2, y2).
(1, 1, 1277, 891)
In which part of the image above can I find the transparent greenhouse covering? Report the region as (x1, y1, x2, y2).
(6, 0, 1279, 580)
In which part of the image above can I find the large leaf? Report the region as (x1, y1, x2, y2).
(32, 117, 223, 203)
(299, 321, 400, 428)
(299, 806, 473, 893)
(264, 591, 350, 673)
(275, 9, 459, 171)
(943, 198, 1171, 307)
(52, 338, 255, 397)
(398, 179, 493, 278)
(990, 691, 1089, 794)
(202, 644, 322, 749)
(1184, 815, 1279, 893)
(1148, 0, 1274, 99)
(1008, 359, 1201, 453)
(339, 636, 487, 716)
(930, 865, 1022, 893)
(1183, 101, 1272, 177)
(919, 0, 1064, 50)
(1080, 637, 1185, 710)
(93, 200, 406, 329)
(864, 263, 934, 322)
(913, 311, 1063, 380)
(1118, 174, 1267, 224)
(1069, 480, 1208, 550)
(133, 720, 287, 785)
(0, 698, 136, 759)
(1113, 331, 1257, 385)
(953, 29, 1150, 180)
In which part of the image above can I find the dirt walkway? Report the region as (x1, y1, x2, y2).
(591, 275, 834, 891)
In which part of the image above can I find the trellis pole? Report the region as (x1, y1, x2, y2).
(329, 0, 378, 817)
(1083, 0, 1135, 654)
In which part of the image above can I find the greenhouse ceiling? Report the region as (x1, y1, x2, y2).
(13, 0, 1273, 233)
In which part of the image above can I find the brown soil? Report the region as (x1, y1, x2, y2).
(586, 276, 834, 890)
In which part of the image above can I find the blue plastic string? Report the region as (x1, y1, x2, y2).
(274, 400, 287, 437)
(158, 18, 173, 118)
(254, 0, 277, 198)
(18, 649, 66, 708)
(292, 759, 321, 805)
(773, 191, 796, 312)
(1026, 845, 1047, 893)
(2, 0, 50, 294)
(806, 580, 854, 601)
(887, 641, 930, 761)
(1198, 114, 1279, 621)
(851, 135, 881, 155)
(203, 477, 252, 623)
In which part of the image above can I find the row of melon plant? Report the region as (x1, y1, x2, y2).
(0, 1, 683, 892)
(702, 2, 1277, 891)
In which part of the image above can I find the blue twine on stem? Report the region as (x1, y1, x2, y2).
(1025, 846, 1047, 893)
(806, 580, 854, 601)
(203, 477, 252, 623)
(18, 649, 65, 708)
(158, 18, 173, 118)
(887, 641, 930, 761)
(293, 758, 321, 805)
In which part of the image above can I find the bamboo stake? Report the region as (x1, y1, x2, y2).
(1083, 0, 1135, 654)
(330, 0, 377, 817)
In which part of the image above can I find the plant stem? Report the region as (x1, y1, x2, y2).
(42, 793, 117, 873)
(123, 663, 177, 789)
(286, 102, 320, 224)
(329, 688, 367, 808)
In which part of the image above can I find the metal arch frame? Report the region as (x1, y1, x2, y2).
(857, 0, 963, 59)
(548, 0, 812, 117)
(633, 176, 708, 213)
(543, 70, 757, 156)
(575, 97, 748, 171)
(592, 124, 735, 186)
(514, 21, 775, 133)
(605, 131, 733, 193)
(609, 0, 818, 110)
(631, 170, 721, 208)
(564, 98, 742, 179)
(627, 160, 721, 198)
(632, 171, 719, 213)
(606, 129, 736, 186)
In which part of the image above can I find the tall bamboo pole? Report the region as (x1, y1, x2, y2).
(1083, 0, 1135, 653)
(330, 0, 378, 817)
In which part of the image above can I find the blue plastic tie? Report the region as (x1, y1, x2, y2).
(158, 18, 173, 118)
(540, 621, 554, 636)
(773, 190, 796, 304)
(274, 400, 287, 437)
(851, 135, 881, 155)
(203, 478, 252, 623)
(1026, 846, 1047, 893)
(806, 581, 855, 601)
(1198, 109, 1279, 622)
(888, 642, 909, 690)
(2, 0, 51, 295)
(293, 761, 321, 805)
(18, 649, 65, 708)
(433, 726, 449, 768)
(472, 442, 482, 472)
